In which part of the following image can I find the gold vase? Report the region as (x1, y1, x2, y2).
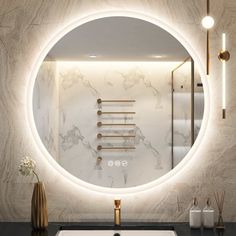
(31, 182, 48, 230)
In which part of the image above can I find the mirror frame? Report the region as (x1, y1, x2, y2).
(26, 10, 209, 195)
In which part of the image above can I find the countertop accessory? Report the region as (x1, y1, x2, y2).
(189, 197, 201, 229)
(214, 191, 225, 230)
(203, 198, 214, 228)
(31, 182, 48, 230)
(19, 156, 48, 230)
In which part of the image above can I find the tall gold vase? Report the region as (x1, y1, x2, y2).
(31, 182, 48, 230)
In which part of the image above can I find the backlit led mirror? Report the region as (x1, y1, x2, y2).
(33, 17, 204, 188)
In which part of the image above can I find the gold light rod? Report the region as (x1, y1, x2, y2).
(207, 30, 210, 75)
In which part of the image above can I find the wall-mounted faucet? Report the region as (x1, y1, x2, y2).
(114, 199, 121, 226)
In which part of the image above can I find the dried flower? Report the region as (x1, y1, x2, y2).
(19, 156, 40, 182)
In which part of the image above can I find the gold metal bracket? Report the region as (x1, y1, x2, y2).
(218, 50, 230, 62)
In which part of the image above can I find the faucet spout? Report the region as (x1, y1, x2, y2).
(114, 199, 121, 226)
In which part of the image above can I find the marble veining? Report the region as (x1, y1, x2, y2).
(119, 68, 163, 109)
(35, 61, 192, 187)
(33, 61, 59, 160)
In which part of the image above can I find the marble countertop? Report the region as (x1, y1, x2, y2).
(0, 222, 235, 236)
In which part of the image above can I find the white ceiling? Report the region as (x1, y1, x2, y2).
(47, 17, 189, 61)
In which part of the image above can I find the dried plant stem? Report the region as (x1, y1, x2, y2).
(214, 191, 225, 229)
(33, 170, 40, 183)
(214, 191, 225, 212)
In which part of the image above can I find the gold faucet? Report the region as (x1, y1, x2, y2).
(114, 199, 121, 226)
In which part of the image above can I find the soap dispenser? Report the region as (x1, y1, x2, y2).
(203, 198, 214, 228)
(189, 197, 201, 229)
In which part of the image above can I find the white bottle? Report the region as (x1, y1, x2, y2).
(203, 198, 214, 228)
(189, 198, 201, 229)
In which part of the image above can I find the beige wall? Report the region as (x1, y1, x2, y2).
(0, 0, 236, 222)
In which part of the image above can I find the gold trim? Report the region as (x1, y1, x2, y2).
(207, 0, 210, 15)
(207, 29, 210, 75)
(171, 57, 191, 72)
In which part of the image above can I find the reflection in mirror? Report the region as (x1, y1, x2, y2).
(33, 17, 204, 188)
(171, 58, 204, 167)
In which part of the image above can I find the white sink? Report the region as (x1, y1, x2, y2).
(57, 230, 177, 236)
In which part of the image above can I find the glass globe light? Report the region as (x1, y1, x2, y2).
(201, 16, 215, 29)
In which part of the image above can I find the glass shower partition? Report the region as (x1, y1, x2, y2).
(171, 58, 204, 168)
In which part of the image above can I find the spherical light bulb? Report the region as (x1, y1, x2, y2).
(201, 16, 215, 29)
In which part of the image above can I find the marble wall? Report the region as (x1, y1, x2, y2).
(34, 61, 188, 188)
(0, 0, 236, 223)
(33, 61, 59, 161)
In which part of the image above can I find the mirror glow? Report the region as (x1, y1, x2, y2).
(32, 17, 204, 188)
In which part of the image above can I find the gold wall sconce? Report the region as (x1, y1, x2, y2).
(201, 0, 215, 76)
(218, 33, 230, 119)
(201, 1, 230, 119)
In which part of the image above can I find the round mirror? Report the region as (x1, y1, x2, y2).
(33, 16, 204, 188)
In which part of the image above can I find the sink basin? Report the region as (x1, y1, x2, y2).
(57, 224, 177, 236)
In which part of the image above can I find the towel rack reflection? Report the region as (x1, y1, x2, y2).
(97, 110, 135, 115)
(97, 98, 136, 104)
(97, 133, 136, 138)
(97, 122, 136, 127)
(97, 145, 136, 150)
